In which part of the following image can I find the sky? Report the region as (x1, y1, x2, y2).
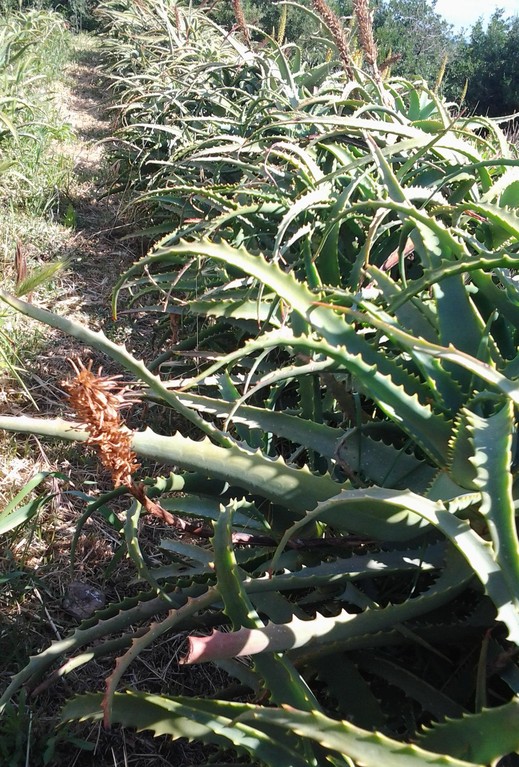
(434, 0, 519, 31)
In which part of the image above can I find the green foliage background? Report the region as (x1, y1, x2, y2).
(447, 10, 519, 118)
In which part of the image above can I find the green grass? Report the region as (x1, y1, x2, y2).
(0, 11, 75, 215)
(0, 11, 79, 546)
(0, 11, 84, 379)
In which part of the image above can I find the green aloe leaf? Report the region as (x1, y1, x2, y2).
(159, 495, 268, 532)
(342, 305, 519, 407)
(62, 691, 482, 767)
(174, 391, 339, 459)
(313, 654, 386, 729)
(468, 401, 519, 602)
(366, 137, 485, 376)
(183, 550, 472, 662)
(63, 693, 313, 767)
(240, 705, 482, 767)
(0, 415, 347, 520)
(276, 485, 519, 643)
(213, 503, 319, 712)
(466, 202, 519, 241)
(353, 652, 467, 720)
(385, 252, 519, 323)
(113, 240, 454, 464)
(417, 699, 519, 765)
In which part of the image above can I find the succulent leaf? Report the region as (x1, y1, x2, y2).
(417, 699, 519, 765)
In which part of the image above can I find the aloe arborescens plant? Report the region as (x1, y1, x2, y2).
(1, 1, 519, 765)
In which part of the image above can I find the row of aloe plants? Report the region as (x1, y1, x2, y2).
(1, 1, 519, 765)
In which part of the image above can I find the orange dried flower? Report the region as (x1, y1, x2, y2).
(63, 359, 140, 487)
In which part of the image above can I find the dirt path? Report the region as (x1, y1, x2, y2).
(51, 37, 131, 319)
(33, 36, 141, 384)
(0, 37, 139, 588)
(57, 42, 110, 180)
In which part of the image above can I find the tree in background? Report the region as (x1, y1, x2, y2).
(371, 0, 458, 83)
(445, 10, 519, 118)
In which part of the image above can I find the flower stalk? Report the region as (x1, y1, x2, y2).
(232, 0, 251, 45)
(312, 0, 354, 78)
(352, 0, 381, 83)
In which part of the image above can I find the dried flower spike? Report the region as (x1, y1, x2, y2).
(62, 359, 140, 488)
(353, 0, 381, 83)
(312, 0, 354, 78)
(232, 0, 251, 45)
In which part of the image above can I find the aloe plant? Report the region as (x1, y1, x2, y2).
(1, 1, 519, 765)
(1, 224, 518, 761)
